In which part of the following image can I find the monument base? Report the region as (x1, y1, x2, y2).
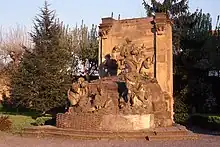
(56, 113, 172, 131)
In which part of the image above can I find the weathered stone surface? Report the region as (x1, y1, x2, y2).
(154, 111, 172, 119)
(154, 111, 172, 127)
(56, 113, 103, 130)
(100, 114, 155, 131)
(154, 118, 173, 128)
(57, 113, 156, 131)
(157, 54, 166, 62)
(152, 101, 167, 112)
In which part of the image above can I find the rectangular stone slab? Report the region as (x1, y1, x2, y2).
(100, 114, 155, 131)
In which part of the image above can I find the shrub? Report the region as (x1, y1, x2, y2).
(209, 116, 220, 124)
(174, 95, 188, 113)
(190, 114, 220, 130)
(174, 94, 189, 125)
(174, 113, 189, 125)
(0, 115, 12, 131)
(1, 92, 14, 111)
(33, 117, 52, 126)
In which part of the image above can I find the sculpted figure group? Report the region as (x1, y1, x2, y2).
(67, 77, 120, 114)
(67, 39, 160, 114)
(111, 39, 154, 78)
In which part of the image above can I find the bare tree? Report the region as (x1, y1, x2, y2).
(0, 24, 32, 68)
(69, 22, 99, 79)
(0, 25, 32, 100)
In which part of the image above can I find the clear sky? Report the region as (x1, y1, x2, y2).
(0, 0, 219, 31)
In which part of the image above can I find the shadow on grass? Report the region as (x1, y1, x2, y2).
(0, 105, 41, 118)
(45, 118, 56, 126)
(0, 111, 41, 118)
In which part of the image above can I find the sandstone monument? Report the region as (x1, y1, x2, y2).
(56, 13, 174, 131)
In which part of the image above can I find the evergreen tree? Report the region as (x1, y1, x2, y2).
(174, 10, 213, 113)
(205, 16, 220, 71)
(10, 1, 73, 113)
(142, 0, 188, 17)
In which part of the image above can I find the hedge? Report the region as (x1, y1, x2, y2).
(32, 116, 53, 126)
(189, 114, 220, 130)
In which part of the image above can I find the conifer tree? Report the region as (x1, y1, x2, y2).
(142, 0, 188, 17)
(10, 1, 73, 113)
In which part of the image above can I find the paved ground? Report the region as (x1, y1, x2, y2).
(0, 133, 220, 147)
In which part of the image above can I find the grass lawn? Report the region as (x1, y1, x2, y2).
(0, 106, 52, 133)
(0, 114, 53, 133)
(0, 104, 56, 134)
(0, 104, 36, 133)
(7, 115, 35, 133)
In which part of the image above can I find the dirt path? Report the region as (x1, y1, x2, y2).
(0, 133, 220, 147)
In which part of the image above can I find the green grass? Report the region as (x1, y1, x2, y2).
(0, 113, 52, 133)
(0, 104, 53, 133)
(0, 104, 34, 133)
(7, 115, 35, 133)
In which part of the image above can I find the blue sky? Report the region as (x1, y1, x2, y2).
(0, 0, 219, 31)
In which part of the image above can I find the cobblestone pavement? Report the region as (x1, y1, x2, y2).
(0, 133, 220, 147)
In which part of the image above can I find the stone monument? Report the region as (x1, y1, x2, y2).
(98, 13, 173, 121)
(56, 13, 174, 131)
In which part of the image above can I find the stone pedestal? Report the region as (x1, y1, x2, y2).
(56, 113, 172, 131)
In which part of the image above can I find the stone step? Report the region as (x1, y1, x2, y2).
(153, 130, 188, 136)
(22, 126, 199, 141)
(23, 131, 150, 140)
(24, 126, 189, 136)
(23, 129, 153, 138)
(146, 134, 199, 141)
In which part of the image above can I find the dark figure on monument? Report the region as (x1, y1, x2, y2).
(99, 54, 118, 78)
